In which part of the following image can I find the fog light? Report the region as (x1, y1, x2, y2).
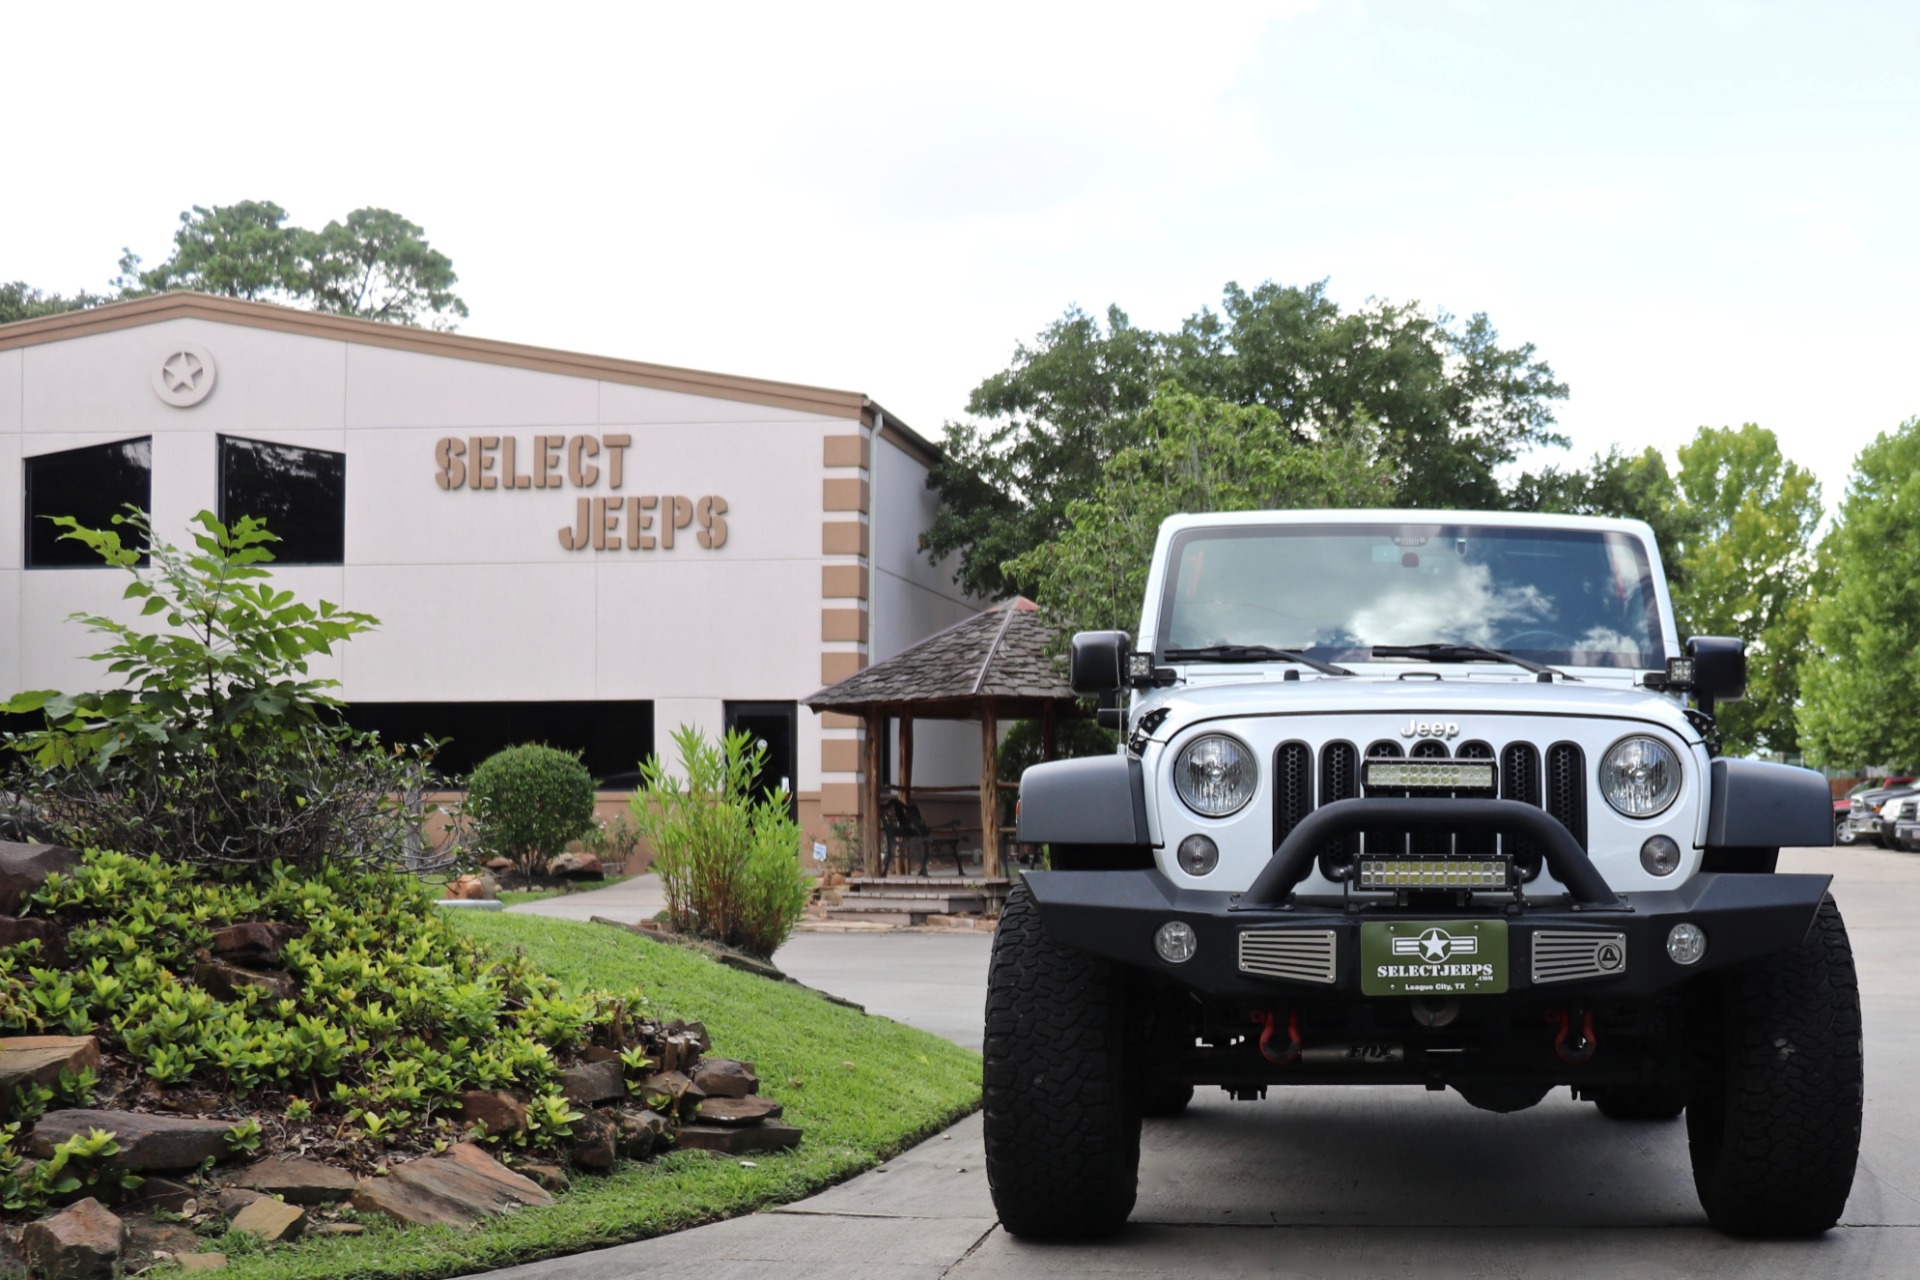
(1154, 921, 1198, 964)
(1666, 922, 1707, 965)
(1177, 834, 1220, 876)
(1640, 835, 1682, 877)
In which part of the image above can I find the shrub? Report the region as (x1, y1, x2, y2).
(996, 715, 1118, 784)
(629, 725, 809, 959)
(0, 509, 438, 874)
(0, 850, 651, 1159)
(464, 744, 598, 878)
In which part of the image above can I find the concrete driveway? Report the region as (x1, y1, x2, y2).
(488, 847, 1919, 1278)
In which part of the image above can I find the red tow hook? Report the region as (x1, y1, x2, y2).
(1253, 1009, 1303, 1066)
(1546, 1006, 1597, 1065)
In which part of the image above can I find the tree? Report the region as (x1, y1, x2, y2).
(1798, 417, 1920, 769)
(118, 199, 304, 302)
(1005, 387, 1395, 639)
(925, 281, 1568, 598)
(1668, 426, 1822, 756)
(300, 207, 469, 328)
(0, 282, 108, 325)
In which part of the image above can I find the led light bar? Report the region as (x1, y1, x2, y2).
(1358, 858, 1509, 890)
(1364, 760, 1496, 789)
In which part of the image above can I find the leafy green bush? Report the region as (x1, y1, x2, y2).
(996, 715, 1118, 784)
(463, 744, 598, 878)
(0, 850, 649, 1157)
(629, 726, 809, 958)
(0, 509, 438, 874)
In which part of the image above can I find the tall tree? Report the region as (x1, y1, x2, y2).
(300, 208, 469, 328)
(1668, 426, 1821, 756)
(925, 281, 1567, 598)
(107, 200, 467, 329)
(1004, 387, 1395, 639)
(1798, 417, 1920, 769)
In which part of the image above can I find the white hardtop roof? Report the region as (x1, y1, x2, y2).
(1158, 508, 1659, 540)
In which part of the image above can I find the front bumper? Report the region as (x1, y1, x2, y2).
(1025, 868, 1832, 1000)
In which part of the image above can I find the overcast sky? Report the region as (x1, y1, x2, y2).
(10, 0, 1915, 512)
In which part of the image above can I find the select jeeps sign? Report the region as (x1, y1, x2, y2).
(1360, 920, 1510, 996)
(433, 433, 728, 552)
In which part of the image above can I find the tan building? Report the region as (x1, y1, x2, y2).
(0, 293, 982, 842)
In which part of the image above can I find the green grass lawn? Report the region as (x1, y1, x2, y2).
(214, 914, 982, 1280)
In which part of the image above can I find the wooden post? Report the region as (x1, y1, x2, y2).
(900, 711, 915, 805)
(980, 702, 1000, 879)
(1042, 701, 1058, 761)
(863, 709, 885, 876)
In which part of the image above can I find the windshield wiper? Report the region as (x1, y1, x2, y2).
(1370, 642, 1580, 682)
(1163, 645, 1354, 676)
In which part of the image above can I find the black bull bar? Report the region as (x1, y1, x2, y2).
(1240, 797, 1620, 908)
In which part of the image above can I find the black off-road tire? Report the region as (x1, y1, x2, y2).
(1687, 894, 1864, 1236)
(1590, 1082, 1689, 1121)
(1137, 1082, 1195, 1118)
(983, 879, 1141, 1239)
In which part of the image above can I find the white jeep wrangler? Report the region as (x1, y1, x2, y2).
(986, 509, 1857, 1239)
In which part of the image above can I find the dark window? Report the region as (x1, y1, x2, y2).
(219, 436, 345, 564)
(340, 701, 656, 788)
(24, 437, 152, 568)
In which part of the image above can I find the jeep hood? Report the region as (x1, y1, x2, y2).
(1136, 675, 1700, 745)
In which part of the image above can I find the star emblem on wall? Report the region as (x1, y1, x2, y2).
(150, 345, 218, 407)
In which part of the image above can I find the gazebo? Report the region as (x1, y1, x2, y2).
(803, 598, 1080, 878)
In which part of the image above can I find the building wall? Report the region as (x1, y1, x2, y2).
(0, 310, 959, 847)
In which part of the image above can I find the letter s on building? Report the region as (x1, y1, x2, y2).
(697, 496, 729, 549)
(435, 437, 467, 490)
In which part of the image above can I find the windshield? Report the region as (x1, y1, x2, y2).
(1157, 522, 1667, 670)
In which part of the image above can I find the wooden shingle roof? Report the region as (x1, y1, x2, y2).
(804, 599, 1075, 715)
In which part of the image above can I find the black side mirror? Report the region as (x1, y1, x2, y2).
(1070, 631, 1131, 695)
(1686, 636, 1747, 711)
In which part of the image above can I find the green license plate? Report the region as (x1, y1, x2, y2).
(1360, 919, 1509, 996)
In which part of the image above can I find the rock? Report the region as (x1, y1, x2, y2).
(483, 857, 516, 874)
(193, 958, 297, 1003)
(558, 1059, 626, 1106)
(0, 1035, 101, 1101)
(568, 1108, 618, 1170)
(672, 1120, 803, 1156)
(0, 841, 79, 914)
(548, 851, 604, 880)
(695, 1095, 783, 1125)
(611, 1107, 670, 1159)
(215, 1187, 267, 1217)
(445, 873, 499, 901)
(127, 1218, 205, 1258)
(352, 1143, 553, 1227)
(177, 1255, 229, 1274)
(0, 914, 60, 960)
(583, 1045, 622, 1063)
(638, 1070, 704, 1119)
(229, 1197, 306, 1243)
(665, 1019, 712, 1054)
(691, 1057, 758, 1098)
(458, 1088, 528, 1136)
(29, 1109, 238, 1171)
(127, 1175, 197, 1213)
(21, 1196, 126, 1280)
(310, 1222, 365, 1237)
(516, 1160, 570, 1193)
(207, 921, 300, 961)
(657, 1032, 705, 1074)
(227, 1156, 356, 1205)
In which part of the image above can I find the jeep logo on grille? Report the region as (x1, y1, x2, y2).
(1400, 718, 1460, 740)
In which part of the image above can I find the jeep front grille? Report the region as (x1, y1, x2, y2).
(1531, 931, 1627, 983)
(1238, 929, 1338, 984)
(1272, 736, 1588, 884)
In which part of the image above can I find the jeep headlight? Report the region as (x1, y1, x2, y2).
(1599, 735, 1681, 818)
(1174, 734, 1256, 817)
